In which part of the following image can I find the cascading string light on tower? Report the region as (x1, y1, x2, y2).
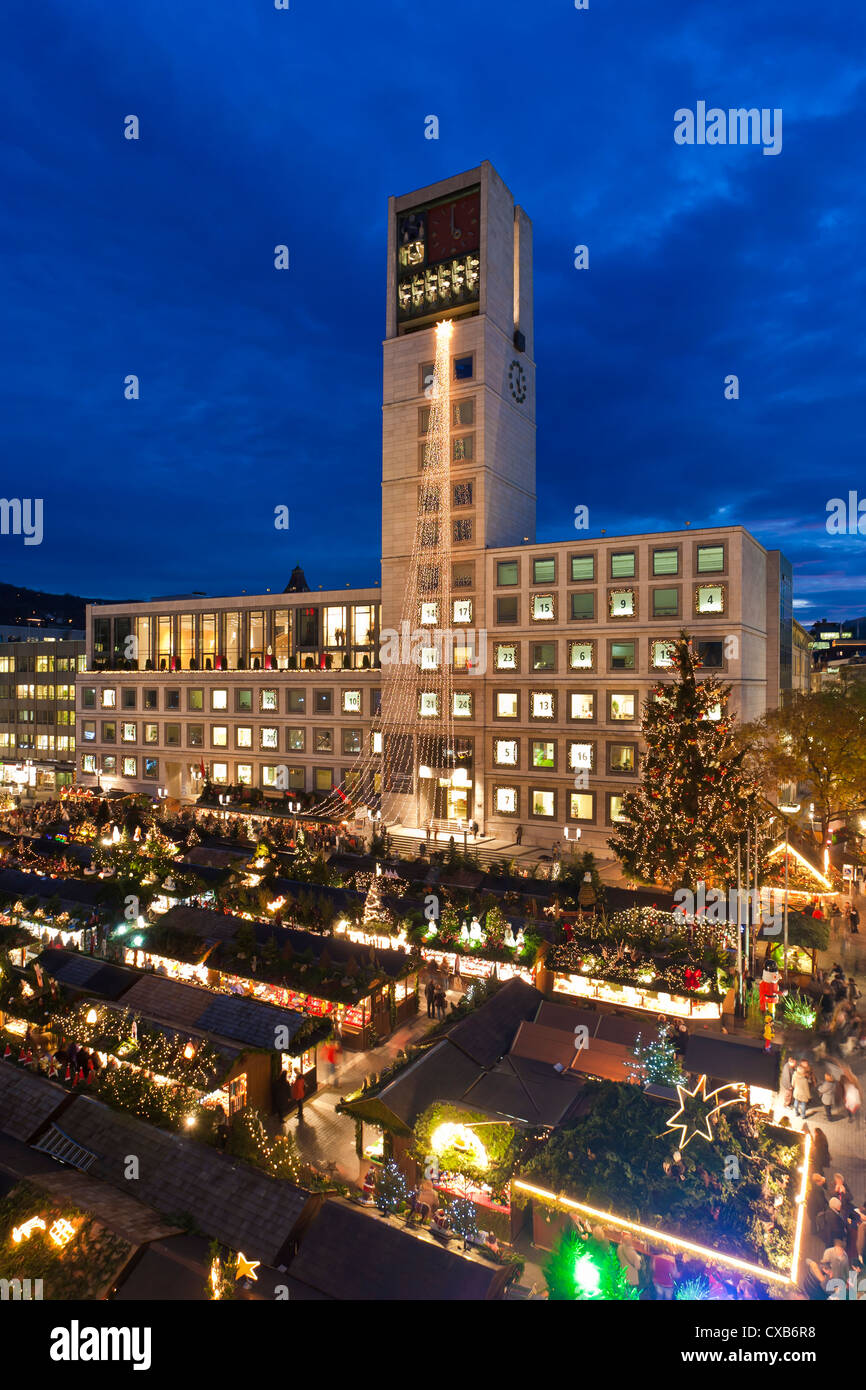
(319, 319, 460, 837)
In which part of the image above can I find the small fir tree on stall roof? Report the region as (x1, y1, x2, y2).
(607, 633, 771, 890)
(374, 1159, 406, 1216)
(447, 1197, 479, 1250)
(626, 1024, 685, 1088)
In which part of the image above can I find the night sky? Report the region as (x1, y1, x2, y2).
(2, 0, 864, 619)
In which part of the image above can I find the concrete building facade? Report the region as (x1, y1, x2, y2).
(74, 162, 793, 852)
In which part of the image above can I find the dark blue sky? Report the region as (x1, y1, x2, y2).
(2, 0, 864, 618)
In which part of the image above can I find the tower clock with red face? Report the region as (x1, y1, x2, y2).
(426, 191, 481, 265)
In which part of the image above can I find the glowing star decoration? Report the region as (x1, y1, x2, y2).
(235, 1252, 260, 1282)
(12, 1216, 46, 1244)
(664, 1075, 743, 1149)
(48, 1217, 76, 1248)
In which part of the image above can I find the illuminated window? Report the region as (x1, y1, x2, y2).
(342, 690, 362, 713)
(531, 789, 555, 818)
(609, 693, 636, 721)
(453, 691, 472, 718)
(122, 756, 137, 777)
(342, 728, 362, 754)
(532, 740, 555, 769)
(494, 738, 519, 766)
(261, 727, 279, 749)
(144, 723, 159, 744)
(236, 727, 252, 749)
(530, 691, 555, 719)
(260, 689, 278, 711)
(651, 640, 675, 669)
(212, 689, 228, 711)
(569, 641, 594, 671)
(533, 557, 555, 584)
(494, 785, 518, 816)
(288, 727, 304, 750)
(121, 722, 136, 743)
(420, 602, 439, 626)
(212, 727, 228, 748)
(237, 764, 253, 785)
(608, 793, 629, 823)
(371, 730, 383, 753)
(568, 741, 594, 772)
(453, 599, 472, 624)
(531, 594, 555, 622)
(212, 762, 228, 785)
(315, 768, 333, 791)
(496, 692, 518, 719)
(569, 692, 594, 721)
(569, 792, 594, 822)
(495, 643, 519, 671)
(101, 689, 116, 709)
(419, 692, 439, 718)
(609, 589, 636, 618)
(497, 561, 518, 586)
(609, 743, 636, 773)
(420, 646, 439, 671)
(82, 754, 96, 773)
(315, 729, 333, 753)
(144, 757, 158, 779)
(695, 584, 726, 614)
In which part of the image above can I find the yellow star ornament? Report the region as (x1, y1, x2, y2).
(235, 1252, 260, 1282)
(664, 1074, 743, 1149)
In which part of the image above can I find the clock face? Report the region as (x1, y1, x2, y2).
(508, 359, 527, 403)
(427, 192, 481, 264)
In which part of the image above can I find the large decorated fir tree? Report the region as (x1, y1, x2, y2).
(607, 634, 769, 888)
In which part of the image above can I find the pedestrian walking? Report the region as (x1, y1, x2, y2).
(515, 824, 523, 847)
(850, 906, 860, 936)
(810, 1126, 832, 1173)
(808, 1172, 828, 1230)
(651, 1248, 678, 1301)
(291, 1072, 306, 1123)
(435, 986, 447, 1020)
(425, 976, 436, 1019)
(779, 1055, 796, 1110)
(817, 1197, 846, 1245)
(819, 1071, 838, 1122)
(273, 1070, 292, 1134)
(844, 1079, 861, 1125)
(793, 1065, 812, 1120)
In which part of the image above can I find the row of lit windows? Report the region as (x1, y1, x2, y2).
(81, 686, 378, 716)
(82, 721, 379, 756)
(2, 685, 75, 701)
(495, 585, 727, 625)
(491, 784, 629, 825)
(492, 737, 637, 775)
(0, 733, 74, 752)
(489, 689, 721, 723)
(494, 637, 727, 673)
(495, 545, 727, 588)
(80, 754, 346, 793)
(0, 655, 82, 674)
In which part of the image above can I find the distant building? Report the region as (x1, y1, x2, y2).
(0, 636, 85, 793)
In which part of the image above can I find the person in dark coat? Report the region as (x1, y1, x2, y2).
(425, 977, 436, 1019)
(807, 1173, 828, 1234)
(435, 986, 447, 1020)
(274, 1069, 293, 1132)
(515, 824, 523, 846)
(816, 1197, 846, 1245)
(291, 1072, 306, 1122)
(810, 1127, 831, 1173)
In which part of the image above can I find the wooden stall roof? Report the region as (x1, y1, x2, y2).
(288, 1198, 509, 1301)
(447, 978, 545, 1068)
(684, 1032, 781, 1090)
(50, 1093, 318, 1266)
(0, 1061, 67, 1143)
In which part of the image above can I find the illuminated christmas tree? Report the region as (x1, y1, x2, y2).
(608, 634, 770, 889)
(544, 1230, 638, 1301)
(626, 1024, 684, 1088)
(374, 1159, 406, 1216)
(363, 865, 391, 927)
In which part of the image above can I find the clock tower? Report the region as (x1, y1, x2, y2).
(380, 162, 537, 635)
